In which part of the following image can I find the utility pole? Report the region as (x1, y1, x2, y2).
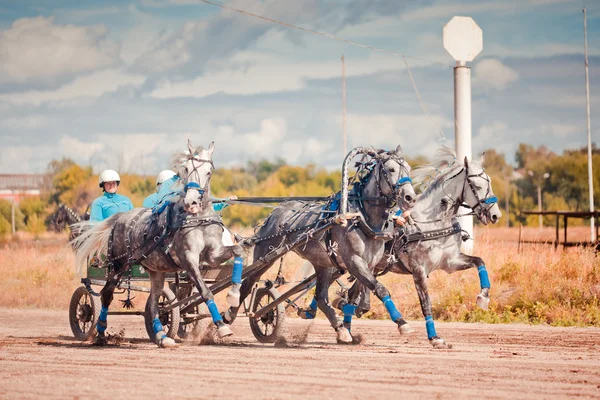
(443, 16, 483, 253)
(583, 8, 596, 242)
(342, 55, 347, 157)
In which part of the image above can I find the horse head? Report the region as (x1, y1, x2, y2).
(462, 155, 502, 225)
(176, 140, 215, 214)
(376, 145, 416, 211)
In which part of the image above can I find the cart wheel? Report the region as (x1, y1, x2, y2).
(178, 302, 209, 340)
(144, 287, 180, 343)
(69, 286, 101, 341)
(249, 287, 286, 343)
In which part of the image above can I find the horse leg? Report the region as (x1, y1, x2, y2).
(412, 266, 449, 349)
(223, 238, 280, 325)
(447, 254, 490, 310)
(95, 270, 120, 345)
(225, 245, 245, 308)
(147, 270, 177, 348)
(346, 254, 414, 335)
(178, 251, 233, 338)
(297, 297, 318, 320)
(314, 266, 353, 344)
(330, 279, 366, 334)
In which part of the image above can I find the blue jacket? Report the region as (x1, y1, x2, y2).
(142, 192, 159, 208)
(90, 192, 134, 222)
(154, 175, 229, 212)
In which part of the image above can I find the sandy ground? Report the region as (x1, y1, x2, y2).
(0, 308, 599, 399)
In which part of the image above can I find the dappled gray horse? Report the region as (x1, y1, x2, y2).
(339, 150, 502, 348)
(224, 146, 417, 343)
(73, 140, 244, 347)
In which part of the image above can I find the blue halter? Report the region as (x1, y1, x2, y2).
(184, 181, 205, 194)
(396, 176, 412, 186)
(482, 196, 498, 204)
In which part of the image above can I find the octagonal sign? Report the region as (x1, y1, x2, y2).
(443, 16, 482, 62)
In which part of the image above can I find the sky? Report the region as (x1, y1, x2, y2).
(0, 0, 598, 175)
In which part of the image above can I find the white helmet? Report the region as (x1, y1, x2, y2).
(156, 170, 177, 187)
(99, 169, 121, 187)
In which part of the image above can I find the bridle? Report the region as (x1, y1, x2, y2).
(375, 155, 413, 207)
(182, 156, 214, 196)
(434, 164, 497, 222)
(463, 164, 498, 220)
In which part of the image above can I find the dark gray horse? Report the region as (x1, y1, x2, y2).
(73, 141, 245, 347)
(337, 149, 502, 348)
(47, 203, 84, 242)
(224, 146, 417, 343)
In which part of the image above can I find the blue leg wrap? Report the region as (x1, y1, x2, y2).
(304, 298, 318, 319)
(97, 306, 108, 333)
(425, 315, 437, 339)
(152, 317, 164, 334)
(478, 265, 491, 289)
(343, 304, 357, 324)
(382, 296, 402, 322)
(206, 299, 223, 324)
(232, 256, 243, 284)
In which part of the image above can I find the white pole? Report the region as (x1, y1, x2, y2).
(583, 8, 596, 242)
(454, 62, 474, 252)
(342, 55, 347, 157)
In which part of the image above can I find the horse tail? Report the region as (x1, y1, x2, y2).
(70, 216, 117, 276)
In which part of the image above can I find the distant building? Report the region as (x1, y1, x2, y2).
(0, 174, 45, 203)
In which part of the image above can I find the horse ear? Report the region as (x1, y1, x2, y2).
(479, 152, 486, 166)
(207, 141, 215, 157)
(395, 145, 403, 156)
(464, 156, 469, 167)
(187, 139, 194, 155)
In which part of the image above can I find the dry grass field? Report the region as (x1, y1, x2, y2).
(0, 225, 598, 326)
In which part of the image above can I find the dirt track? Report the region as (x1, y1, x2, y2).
(0, 308, 599, 399)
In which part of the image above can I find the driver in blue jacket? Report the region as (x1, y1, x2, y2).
(90, 169, 134, 222)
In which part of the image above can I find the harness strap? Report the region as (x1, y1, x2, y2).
(325, 229, 345, 273)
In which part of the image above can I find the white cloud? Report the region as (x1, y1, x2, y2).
(473, 59, 518, 91)
(57, 136, 105, 163)
(345, 113, 451, 158)
(474, 121, 512, 155)
(400, 2, 515, 22)
(150, 50, 414, 99)
(0, 69, 146, 105)
(62, 6, 122, 21)
(0, 16, 120, 84)
(539, 123, 581, 137)
(0, 115, 53, 130)
(0, 145, 35, 173)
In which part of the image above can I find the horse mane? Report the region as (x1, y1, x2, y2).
(412, 145, 458, 190)
(415, 146, 486, 200)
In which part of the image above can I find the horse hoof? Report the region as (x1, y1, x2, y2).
(476, 294, 490, 310)
(217, 324, 234, 338)
(398, 323, 414, 335)
(430, 338, 450, 349)
(336, 327, 353, 344)
(94, 335, 108, 346)
(159, 336, 178, 348)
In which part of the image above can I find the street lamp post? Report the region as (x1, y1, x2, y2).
(528, 170, 550, 230)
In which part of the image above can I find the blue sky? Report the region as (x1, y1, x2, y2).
(0, 0, 598, 175)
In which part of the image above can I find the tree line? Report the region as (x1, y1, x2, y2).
(1, 143, 598, 236)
